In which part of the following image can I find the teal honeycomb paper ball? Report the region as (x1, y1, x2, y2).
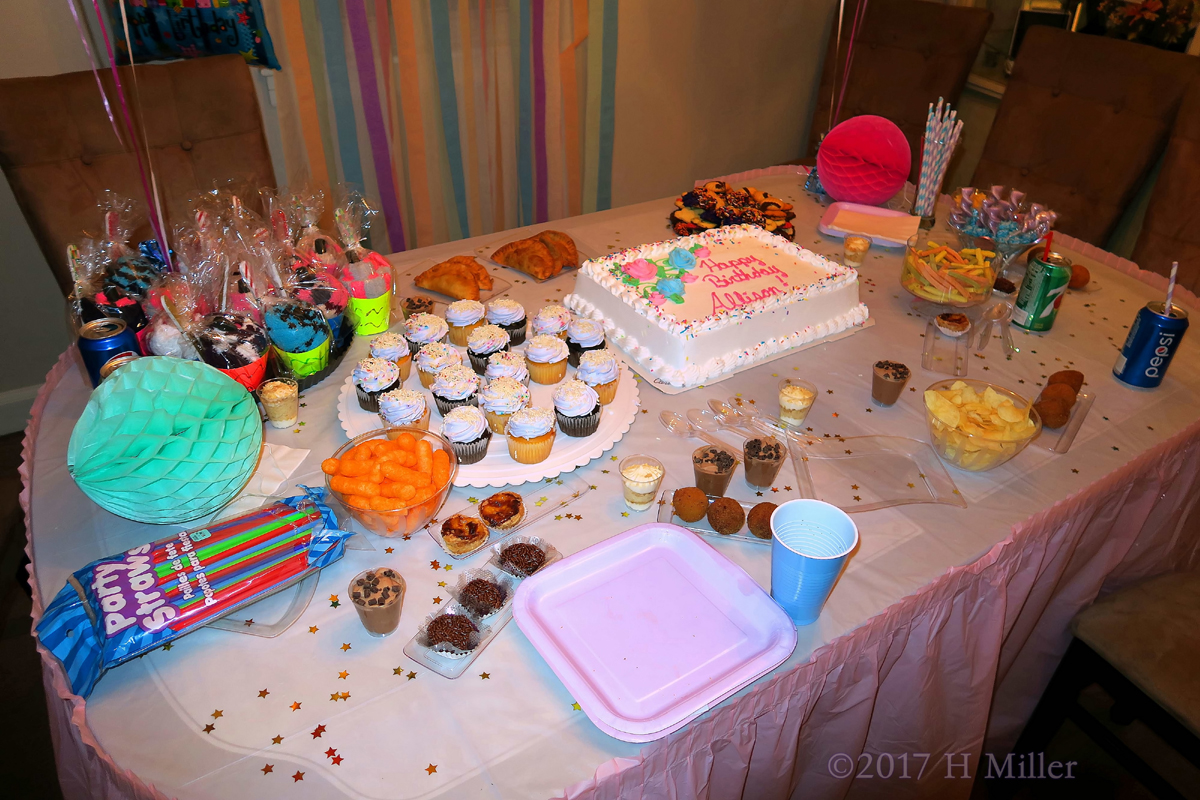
(68, 357, 263, 524)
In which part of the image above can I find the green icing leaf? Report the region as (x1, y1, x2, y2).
(667, 294, 685, 305)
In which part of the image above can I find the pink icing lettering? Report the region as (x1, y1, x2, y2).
(711, 285, 786, 315)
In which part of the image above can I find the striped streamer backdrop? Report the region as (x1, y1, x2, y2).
(262, 0, 618, 254)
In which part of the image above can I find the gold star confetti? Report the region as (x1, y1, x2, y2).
(535, 496, 548, 507)
(337, 670, 348, 680)
(433, 596, 442, 604)
(468, 496, 479, 503)
(161, 642, 173, 651)
(1071, 468, 1079, 473)
(555, 514, 563, 520)
(571, 702, 581, 711)
(309, 626, 319, 634)
(621, 511, 629, 517)
(330, 692, 340, 701)
(853, 495, 861, 501)
(341, 643, 352, 652)
(393, 666, 405, 676)
(844, 449, 852, 454)
(601, 469, 609, 474)
(906, 483, 915, 488)
(211, 709, 223, 719)
(771, 487, 779, 493)
(261, 764, 273, 775)
(480, 672, 490, 680)
(850, 484, 859, 490)
(437, 580, 447, 587)
(611, 455, 618, 461)
(340, 692, 350, 700)
(407, 671, 417, 680)
(243, 619, 254, 627)
(203, 723, 215, 734)
(784, 486, 792, 491)
(426, 764, 438, 775)
(258, 689, 269, 698)
(271, 734, 284, 744)
(588, 484, 597, 490)
(329, 594, 338, 603)
(290, 701, 302, 711)
(444, 564, 453, 571)
(384, 546, 394, 554)
(403, 534, 412, 540)
(756, 491, 764, 496)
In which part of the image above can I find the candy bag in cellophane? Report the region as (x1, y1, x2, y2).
(67, 238, 152, 354)
(290, 186, 346, 269)
(36, 488, 351, 698)
(335, 188, 393, 335)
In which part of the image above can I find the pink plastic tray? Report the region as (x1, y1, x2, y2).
(817, 201, 915, 248)
(513, 523, 797, 741)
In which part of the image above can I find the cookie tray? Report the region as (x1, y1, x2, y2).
(422, 473, 591, 559)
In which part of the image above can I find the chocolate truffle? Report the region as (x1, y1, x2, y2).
(499, 542, 546, 576)
(426, 613, 478, 651)
(460, 578, 506, 616)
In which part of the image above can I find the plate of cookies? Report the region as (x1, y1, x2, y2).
(425, 474, 591, 559)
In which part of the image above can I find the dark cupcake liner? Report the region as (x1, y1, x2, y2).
(498, 318, 527, 347)
(434, 392, 479, 417)
(567, 340, 607, 369)
(555, 403, 601, 437)
(449, 429, 491, 465)
(356, 376, 400, 413)
(468, 343, 510, 375)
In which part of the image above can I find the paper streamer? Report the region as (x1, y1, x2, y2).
(316, 0, 365, 192)
(430, 0, 472, 238)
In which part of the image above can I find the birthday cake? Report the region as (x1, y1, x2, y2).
(564, 225, 868, 387)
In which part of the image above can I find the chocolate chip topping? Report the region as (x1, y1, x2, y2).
(404, 295, 435, 316)
(744, 437, 783, 463)
(460, 578, 507, 616)
(426, 614, 478, 651)
(874, 360, 910, 381)
(692, 446, 735, 472)
(499, 542, 546, 577)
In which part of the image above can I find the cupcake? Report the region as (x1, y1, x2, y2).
(565, 318, 606, 368)
(531, 304, 572, 339)
(504, 407, 557, 464)
(466, 324, 510, 375)
(577, 350, 620, 405)
(524, 334, 570, 385)
(552, 380, 601, 437)
(431, 364, 481, 416)
(415, 342, 462, 389)
(446, 300, 486, 346)
(486, 350, 530, 386)
(486, 298, 527, 346)
(379, 388, 430, 432)
(369, 331, 412, 381)
(478, 376, 530, 435)
(440, 405, 491, 465)
(353, 357, 401, 412)
(404, 312, 449, 355)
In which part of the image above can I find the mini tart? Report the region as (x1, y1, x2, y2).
(440, 514, 490, 555)
(478, 491, 526, 531)
(935, 312, 971, 337)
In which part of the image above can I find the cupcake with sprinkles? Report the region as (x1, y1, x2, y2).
(446, 299, 486, 346)
(369, 331, 412, 381)
(379, 388, 430, 432)
(552, 380, 601, 437)
(466, 324, 510, 375)
(486, 350, 530, 386)
(565, 318, 606, 368)
(524, 334, 570, 385)
(415, 342, 462, 388)
(486, 298, 527, 346)
(353, 357, 401, 412)
(576, 349, 621, 405)
(431, 364, 481, 416)
(531, 304, 572, 339)
(404, 312, 449, 356)
(504, 407, 557, 464)
(440, 405, 491, 465)
(478, 376, 530, 435)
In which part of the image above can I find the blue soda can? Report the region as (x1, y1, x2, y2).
(1113, 302, 1189, 389)
(78, 318, 142, 388)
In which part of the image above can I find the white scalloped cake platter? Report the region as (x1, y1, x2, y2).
(337, 363, 640, 488)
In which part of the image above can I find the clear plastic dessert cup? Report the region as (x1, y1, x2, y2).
(778, 378, 817, 426)
(692, 445, 736, 497)
(619, 455, 665, 512)
(257, 378, 299, 429)
(349, 568, 405, 637)
(842, 233, 872, 268)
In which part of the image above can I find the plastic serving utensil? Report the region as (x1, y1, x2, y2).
(658, 411, 730, 450)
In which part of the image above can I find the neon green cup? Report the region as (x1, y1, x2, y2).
(347, 293, 391, 335)
(273, 339, 330, 378)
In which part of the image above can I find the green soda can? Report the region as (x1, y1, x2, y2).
(1012, 252, 1072, 332)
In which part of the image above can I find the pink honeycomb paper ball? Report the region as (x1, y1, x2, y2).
(816, 115, 912, 205)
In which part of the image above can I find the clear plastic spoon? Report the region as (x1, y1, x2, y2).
(687, 408, 752, 439)
(658, 411, 731, 450)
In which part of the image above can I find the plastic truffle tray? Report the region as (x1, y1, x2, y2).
(403, 537, 561, 678)
(423, 474, 591, 559)
(655, 483, 773, 546)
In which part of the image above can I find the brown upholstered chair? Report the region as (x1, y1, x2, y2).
(0, 54, 274, 294)
(973, 27, 1200, 249)
(805, 0, 993, 181)
(1132, 77, 1200, 293)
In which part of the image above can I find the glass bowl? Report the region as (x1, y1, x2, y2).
(924, 379, 1041, 472)
(900, 231, 997, 308)
(325, 427, 458, 536)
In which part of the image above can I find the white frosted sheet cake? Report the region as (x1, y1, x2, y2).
(565, 225, 868, 387)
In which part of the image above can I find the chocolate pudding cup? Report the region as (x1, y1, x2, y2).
(872, 360, 910, 407)
(743, 436, 786, 489)
(692, 445, 736, 497)
(349, 568, 405, 637)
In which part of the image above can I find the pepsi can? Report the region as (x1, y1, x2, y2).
(78, 318, 142, 388)
(1113, 302, 1188, 389)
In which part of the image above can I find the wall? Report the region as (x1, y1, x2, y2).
(0, 0, 94, 434)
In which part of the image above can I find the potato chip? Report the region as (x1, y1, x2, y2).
(925, 381, 1038, 470)
(924, 390, 960, 427)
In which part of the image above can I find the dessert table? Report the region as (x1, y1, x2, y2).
(24, 172, 1200, 800)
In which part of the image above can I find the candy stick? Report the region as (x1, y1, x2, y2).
(154, 510, 312, 578)
(1166, 261, 1178, 312)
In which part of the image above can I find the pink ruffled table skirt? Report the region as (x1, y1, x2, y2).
(24, 181, 1200, 800)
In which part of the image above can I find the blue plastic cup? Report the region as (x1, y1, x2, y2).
(770, 499, 859, 625)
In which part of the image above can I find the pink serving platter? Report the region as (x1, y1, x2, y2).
(817, 201, 914, 248)
(512, 523, 797, 741)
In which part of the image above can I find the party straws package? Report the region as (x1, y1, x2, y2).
(37, 488, 351, 698)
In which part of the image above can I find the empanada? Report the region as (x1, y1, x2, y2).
(534, 230, 578, 271)
(445, 255, 494, 290)
(415, 260, 482, 300)
(491, 238, 556, 282)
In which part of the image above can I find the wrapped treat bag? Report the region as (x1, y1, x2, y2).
(36, 488, 351, 698)
(290, 187, 346, 268)
(195, 256, 271, 391)
(96, 191, 163, 300)
(289, 256, 350, 342)
(335, 190, 393, 335)
(69, 240, 151, 353)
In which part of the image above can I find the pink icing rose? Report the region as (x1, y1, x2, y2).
(622, 258, 657, 281)
(649, 291, 667, 306)
(681, 272, 698, 283)
(693, 247, 711, 259)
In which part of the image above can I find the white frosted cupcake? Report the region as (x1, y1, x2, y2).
(369, 331, 412, 381)
(431, 364, 481, 416)
(440, 405, 491, 465)
(446, 300, 486, 346)
(415, 342, 462, 389)
(566, 318, 606, 368)
(478, 376, 531, 435)
(354, 357, 401, 412)
(504, 407, 557, 464)
(531, 304, 572, 339)
(552, 380, 600, 437)
(525, 334, 570, 385)
(577, 350, 620, 405)
(404, 313, 449, 355)
(485, 350, 530, 386)
(379, 388, 430, 432)
(486, 298, 527, 346)
(466, 324, 510, 375)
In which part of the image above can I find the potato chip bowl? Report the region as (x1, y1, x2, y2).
(924, 379, 1041, 472)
